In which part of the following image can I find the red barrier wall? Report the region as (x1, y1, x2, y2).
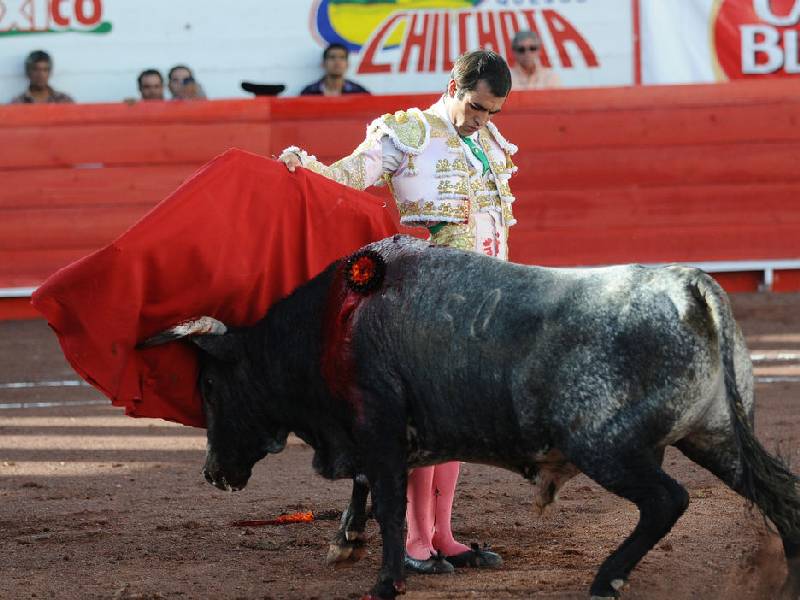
(2, 80, 799, 318)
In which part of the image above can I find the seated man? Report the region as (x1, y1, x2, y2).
(137, 69, 164, 101)
(300, 43, 369, 96)
(167, 64, 207, 100)
(10, 50, 74, 104)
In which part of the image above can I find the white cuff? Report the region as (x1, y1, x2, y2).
(279, 146, 317, 167)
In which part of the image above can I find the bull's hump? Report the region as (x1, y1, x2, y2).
(367, 235, 428, 260)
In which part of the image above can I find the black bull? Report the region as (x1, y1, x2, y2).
(144, 235, 800, 599)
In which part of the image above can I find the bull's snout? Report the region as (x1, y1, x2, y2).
(201, 466, 249, 492)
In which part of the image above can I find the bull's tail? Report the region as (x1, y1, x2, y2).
(695, 273, 800, 550)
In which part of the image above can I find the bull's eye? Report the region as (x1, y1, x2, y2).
(204, 377, 214, 387)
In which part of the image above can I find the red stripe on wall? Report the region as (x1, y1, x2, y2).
(632, 0, 642, 85)
(0, 298, 39, 321)
(1, 80, 799, 311)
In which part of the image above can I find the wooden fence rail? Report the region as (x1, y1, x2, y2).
(2, 79, 799, 319)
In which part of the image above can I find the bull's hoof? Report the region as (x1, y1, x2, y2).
(362, 577, 406, 599)
(532, 502, 549, 517)
(589, 577, 626, 599)
(326, 537, 367, 565)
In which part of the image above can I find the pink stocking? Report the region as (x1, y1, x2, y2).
(405, 466, 436, 559)
(431, 461, 470, 556)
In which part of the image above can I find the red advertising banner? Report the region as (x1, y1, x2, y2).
(714, 0, 800, 79)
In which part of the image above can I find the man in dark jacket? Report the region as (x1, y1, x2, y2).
(10, 50, 74, 104)
(300, 43, 369, 96)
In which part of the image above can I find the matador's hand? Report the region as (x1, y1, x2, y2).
(279, 153, 302, 173)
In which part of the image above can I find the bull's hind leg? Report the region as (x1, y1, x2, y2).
(677, 435, 800, 599)
(327, 477, 370, 564)
(574, 452, 689, 599)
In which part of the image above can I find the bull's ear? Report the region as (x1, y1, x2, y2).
(192, 333, 241, 362)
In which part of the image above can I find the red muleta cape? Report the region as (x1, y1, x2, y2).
(31, 149, 400, 427)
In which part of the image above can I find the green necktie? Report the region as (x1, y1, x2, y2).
(460, 134, 490, 176)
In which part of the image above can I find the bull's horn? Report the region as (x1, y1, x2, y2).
(137, 316, 227, 348)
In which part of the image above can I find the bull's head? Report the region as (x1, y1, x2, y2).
(140, 317, 289, 492)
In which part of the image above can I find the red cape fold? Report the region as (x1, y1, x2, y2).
(31, 149, 400, 428)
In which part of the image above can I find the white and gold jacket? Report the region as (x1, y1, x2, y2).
(283, 98, 518, 255)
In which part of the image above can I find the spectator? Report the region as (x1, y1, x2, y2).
(299, 43, 369, 96)
(168, 65, 207, 100)
(10, 50, 74, 104)
(137, 69, 164, 101)
(509, 30, 560, 90)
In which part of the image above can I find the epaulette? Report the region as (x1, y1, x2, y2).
(371, 108, 431, 155)
(485, 122, 518, 156)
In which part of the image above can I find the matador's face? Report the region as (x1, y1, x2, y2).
(445, 78, 506, 137)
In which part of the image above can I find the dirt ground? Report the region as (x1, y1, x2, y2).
(1, 292, 799, 600)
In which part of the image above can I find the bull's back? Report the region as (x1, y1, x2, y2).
(351, 238, 728, 457)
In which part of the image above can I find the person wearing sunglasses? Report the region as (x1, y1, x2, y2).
(510, 30, 560, 90)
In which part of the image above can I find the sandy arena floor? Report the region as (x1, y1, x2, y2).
(1, 292, 799, 599)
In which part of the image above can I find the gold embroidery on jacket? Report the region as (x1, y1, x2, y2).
(437, 178, 469, 196)
(426, 114, 450, 138)
(398, 199, 470, 222)
(381, 110, 427, 150)
(392, 107, 518, 232)
(503, 200, 516, 225)
(306, 156, 369, 190)
(429, 222, 475, 251)
(304, 126, 384, 190)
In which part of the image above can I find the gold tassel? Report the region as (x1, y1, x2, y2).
(406, 154, 417, 176)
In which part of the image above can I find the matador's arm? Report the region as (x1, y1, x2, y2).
(280, 125, 390, 191)
(279, 109, 429, 192)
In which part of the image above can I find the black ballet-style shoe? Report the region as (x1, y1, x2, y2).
(403, 551, 455, 574)
(445, 543, 503, 568)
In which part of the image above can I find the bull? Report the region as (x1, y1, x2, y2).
(143, 235, 800, 599)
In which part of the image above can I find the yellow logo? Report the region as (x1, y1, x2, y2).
(313, 0, 477, 50)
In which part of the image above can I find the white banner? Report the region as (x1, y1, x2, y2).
(0, 0, 634, 103)
(2, 1, 798, 103)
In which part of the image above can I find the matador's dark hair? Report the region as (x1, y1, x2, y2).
(450, 49, 512, 99)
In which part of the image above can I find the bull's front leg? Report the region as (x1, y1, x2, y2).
(327, 475, 370, 564)
(364, 463, 408, 599)
(355, 392, 408, 598)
